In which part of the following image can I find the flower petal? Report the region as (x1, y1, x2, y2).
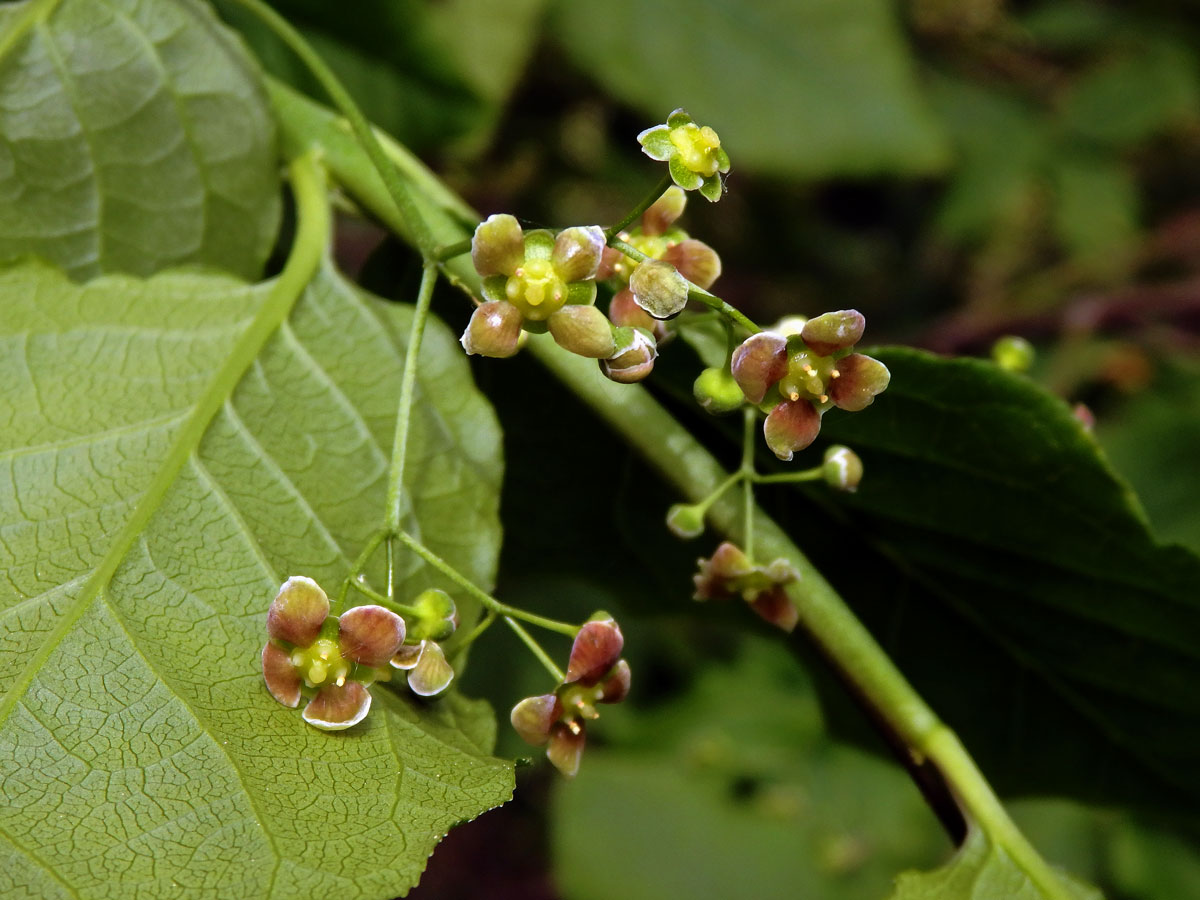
(391, 643, 421, 670)
(472, 213, 524, 277)
(698, 174, 724, 203)
(637, 125, 674, 161)
(266, 576, 329, 646)
(511, 694, 559, 746)
(552, 225, 606, 282)
(546, 722, 586, 777)
(829, 353, 891, 411)
(802, 310, 865, 357)
(262, 643, 302, 707)
(668, 155, 704, 191)
(731, 332, 788, 404)
(338, 604, 406, 667)
(641, 186, 687, 236)
(408, 641, 455, 697)
(549, 306, 616, 359)
(461, 301, 523, 359)
(749, 587, 799, 633)
(565, 618, 624, 685)
(764, 399, 822, 462)
(302, 682, 371, 731)
(598, 659, 631, 704)
(661, 239, 721, 290)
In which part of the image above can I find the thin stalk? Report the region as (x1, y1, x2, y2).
(605, 173, 673, 241)
(335, 531, 386, 615)
(741, 408, 757, 558)
(435, 238, 473, 261)
(753, 468, 824, 484)
(449, 609, 497, 654)
(385, 262, 438, 533)
(348, 578, 418, 617)
(505, 617, 565, 683)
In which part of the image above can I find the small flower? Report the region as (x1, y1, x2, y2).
(730, 310, 889, 461)
(601, 326, 658, 384)
(466, 215, 611, 359)
(406, 588, 459, 642)
(638, 109, 731, 202)
(262, 577, 405, 731)
(693, 542, 800, 632)
(510, 616, 631, 777)
(391, 639, 455, 697)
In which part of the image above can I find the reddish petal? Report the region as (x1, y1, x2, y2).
(510, 694, 560, 746)
(598, 659, 631, 704)
(391, 643, 421, 670)
(829, 353, 891, 412)
(661, 239, 721, 290)
(338, 605, 405, 667)
(262, 643, 302, 708)
(266, 576, 329, 646)
(731, 332, 788, 404)
(547, 722, 586, 777)
(302, 682, 372, 731)
(749, 587, 799, 633)
(763, 399, 821, 462)
(565, 619, 624, 685)
(801, 310, 865, 357)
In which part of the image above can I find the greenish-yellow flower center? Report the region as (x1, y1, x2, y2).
(779, 349, 839, 404)
(291, 637, 350, 689)
(506, 258, 567, 321)
(669, 123, 723, 177)
(558, 682, 605, 722)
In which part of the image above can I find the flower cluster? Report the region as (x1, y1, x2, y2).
(510, 615, 631, 777)
(693, 542, 800, 632)
(638, 109, 731, 202)
(262, 578, 458, 731)
(732, 310, 890, 461)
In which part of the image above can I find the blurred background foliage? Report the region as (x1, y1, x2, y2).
(221, 0, 1200, 896)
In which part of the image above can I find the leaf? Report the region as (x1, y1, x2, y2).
(811, 348, 1200, 819)
(1049, 153, 1138, 265)
(887, 828, 1101, 900)
(0, 257, 512, 898)
(552, 637, 951, 900)
(0, 0, 281, 280)
(549, 0, 950, 177)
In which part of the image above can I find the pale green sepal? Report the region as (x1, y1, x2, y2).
(667, 108, 692, 128)
(637, 125, 674, 160)
(699, 175, 724, 203)
(669, 156, 704, 191)
(566, 281, 598, 306)
(481, 274, 509, 303)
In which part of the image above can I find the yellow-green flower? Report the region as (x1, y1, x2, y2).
(638, 109, 731, 202)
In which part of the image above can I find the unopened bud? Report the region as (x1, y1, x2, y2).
(408, 588, 458, 642)
(731, 332, 788, 404)
(461, 301, 523, 358)
(802, 310, 865, 357)
(991, 335, 1035, 373)
(629, 259, 689, 319)
(693, 367, 745, 415)
(552, 225, 606, 282)
(822, 445, 863, 492)
(471, 213, 524, 277)
(661, 239, 721, 290)
(764, 399, 822, 461)
(829, 354, 890, 412)
(601, 327, 657, 383)
(642, 186, 687, 236)
(666, 503, 706, 539)
(609, 288, 657, 333)
(548, 305, 617, 358)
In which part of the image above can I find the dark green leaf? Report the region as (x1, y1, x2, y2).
(0, 258, 511, 898)
(0, 0, 281, 280)
(549, 0, 950, 177)
(812, 348, 1200, 818)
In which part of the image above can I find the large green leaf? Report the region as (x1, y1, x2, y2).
(887, 829, 1100, 900)
(811, 348, 1200, 817)
(549, 0, 949, 177)
(0, 0, 280, 280)
(0, 257, 511, 898)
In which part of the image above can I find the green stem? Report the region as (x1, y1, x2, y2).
(504, 617, 565, 683)
(385, 262, 437, 533)
(435, 238, 473, 261)
(225, 0, 438, 258)
(448, 609, 497, 654)
(753, 469, 824, 484)
(606, 173, 674, 241)
(741, 407, 757, 558)
(348, 577, 419, 617)
(268, 87, 1072, 890)
(393, 530, 579, 637)
(693, 471, 742, 516)
(336, 530, 386, 615)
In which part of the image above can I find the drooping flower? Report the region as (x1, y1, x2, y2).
(262, 577, 405, 731)
(510, 616, 631, 777)
(463, 215, 614, 359)
(693, 542, 800, 632)
(730, 310, 890, 461)
(637, 109, 731, 202)
(391, 639, 455, 697)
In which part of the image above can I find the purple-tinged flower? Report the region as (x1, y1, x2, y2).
(262, 577, 405, 731)
(693, 543, 800, 632)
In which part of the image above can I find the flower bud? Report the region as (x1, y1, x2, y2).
(991, 335, 1035, 373)
(801, 310, 865, 357)
(822, 445, 863, 492)
(629, 259, 689, 319)
(693, 366, 745, 415)
(602, 327, 657, 384)
(764, 399, 822, 461)
(461, 301, 523, 358)
(408, 588, 458, 642)
(661, 239, 721, 290)
(642, 186, 688, 235)
(666, 503, 706, 539)
(829, 353, 890, 412)
(731, 332, 788, 404)
(772, 316, 808, 337)
(552, 225, 606, 282)
(548, 305, 617, 358)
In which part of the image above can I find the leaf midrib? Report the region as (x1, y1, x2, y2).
(0, 161, 328, 731)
